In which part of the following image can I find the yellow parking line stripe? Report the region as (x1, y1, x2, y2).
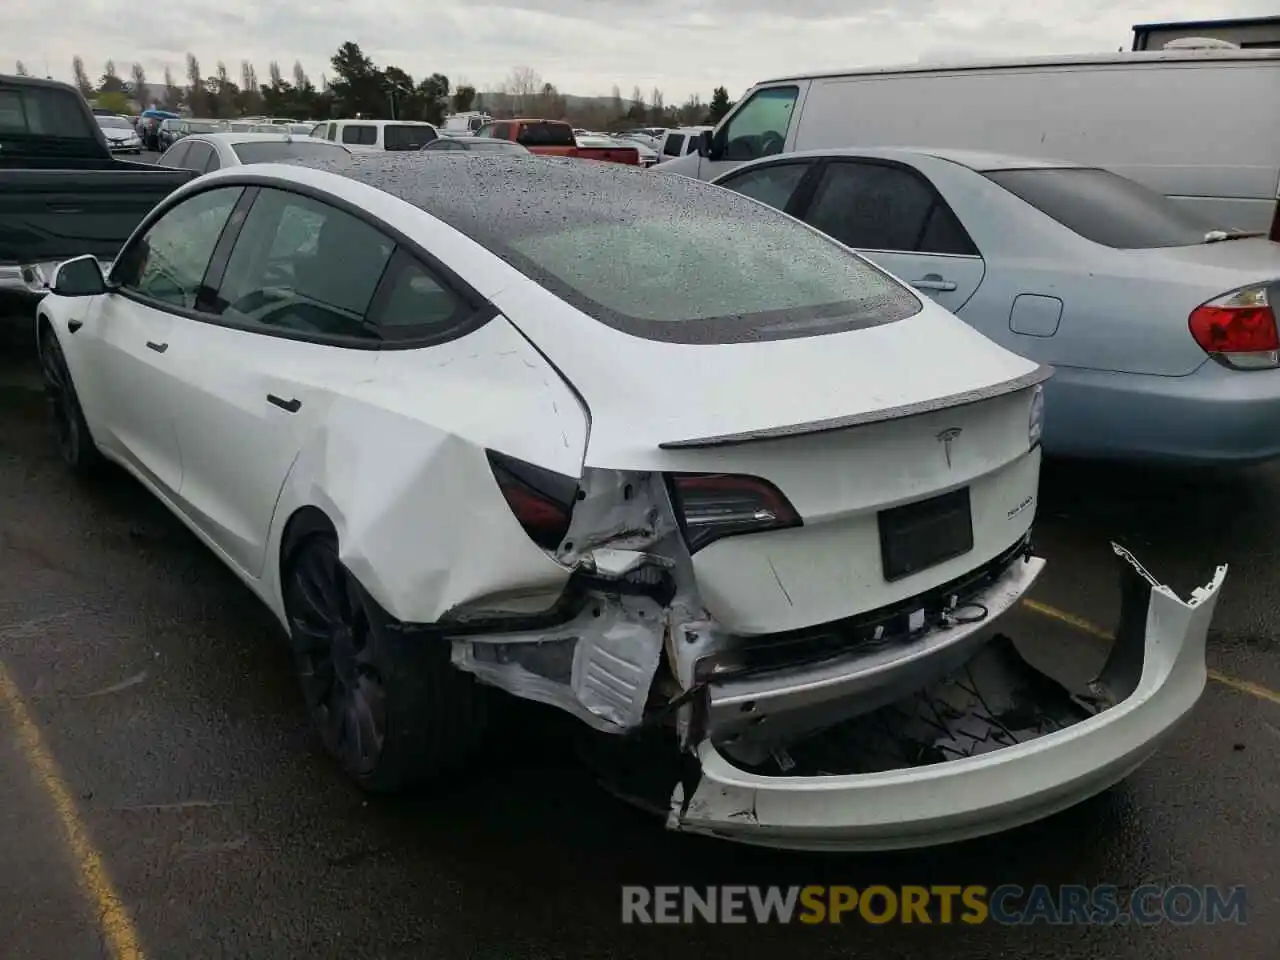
(1020, 599, 1280, 707)
(0, 660, 145, 960)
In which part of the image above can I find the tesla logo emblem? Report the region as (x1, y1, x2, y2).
(937, 427, 962, 468)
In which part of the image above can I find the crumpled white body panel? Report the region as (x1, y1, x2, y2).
(668, 550, 1228, 851)
(265, 315, 588, 625)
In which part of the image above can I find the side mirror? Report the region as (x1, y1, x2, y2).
(51, 255, 107, 298)
(697, 129, 714, 159)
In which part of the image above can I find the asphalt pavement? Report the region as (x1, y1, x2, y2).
(0, 312, 1277, 958)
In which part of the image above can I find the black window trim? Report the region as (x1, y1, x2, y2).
(107, 176, 497, 352)
(791, 156, 982, 259)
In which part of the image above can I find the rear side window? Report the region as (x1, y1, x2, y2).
(341, 124, 377, 146)
(986, 167, 1216, 249)
(183, 141, 214, 172)
(804, 162, 977, 256)
(384, 125, 437, 150)
(211, 188, 394, 340)
(663, 134, 685, 157)
(368, 250, 469, 339)
(515, 122, 574, 147)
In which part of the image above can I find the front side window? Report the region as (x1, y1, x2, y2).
(804, 162, 977, 256)
(113, 187, 243, 309)
(341, 124, 377, 146)
(662, 134, 685, 157)
(158, 140, 190, 168)
(718, 161, 811, 213)
(985, 167, 1217, 249)
(210, 188, 394, 339)
(720, 86, 799, 163)
(183, 141, 214, 173)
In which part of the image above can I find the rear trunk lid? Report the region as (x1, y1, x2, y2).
(501, 289, 1046, 634)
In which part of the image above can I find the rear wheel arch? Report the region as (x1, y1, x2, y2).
(279, 504, 338, 580)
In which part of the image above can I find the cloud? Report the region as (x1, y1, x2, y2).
(4, 0, 1274, 101)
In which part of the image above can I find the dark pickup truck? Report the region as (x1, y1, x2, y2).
(0, 74, 194, 297)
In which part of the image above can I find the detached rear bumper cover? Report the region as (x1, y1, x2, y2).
(668, 545, 1227, 851)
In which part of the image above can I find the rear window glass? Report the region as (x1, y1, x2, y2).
(0, 85, 95, 139)
(97, 116, 131, 129)
(663, 134, 685, 157)
(187, 121, 221, 134)
(515, 122, 574, 147)
(384, 124, 437, 150)
(231, 140, 349, 164)
(494, 174, 919, 343)
(985, 168, 1217, 249)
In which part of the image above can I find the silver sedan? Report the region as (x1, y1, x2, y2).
(712, 148, 1280, 464)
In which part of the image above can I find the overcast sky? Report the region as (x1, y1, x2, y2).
(6, 1, 1276, 102)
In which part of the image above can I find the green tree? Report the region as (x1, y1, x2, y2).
(382, 65, 414, 119)
(99, 60, 125, 94)
(72, 56, 93, 97)
(185, 53, 203, 116)
(451, 84, 477, 114)
(328, 41, 383, 117)
(416, 73, 449, 124)
(708, 86, 732, 123)
(131, 63, 148, 109)
(95, 91, 130, 113)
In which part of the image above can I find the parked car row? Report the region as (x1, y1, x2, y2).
(658, 47, 1280, 465)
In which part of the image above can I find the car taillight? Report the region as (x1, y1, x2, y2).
(667, 473, 801, 553)
(1188, 283, 1280, 370)
(486, 450, 578, 549)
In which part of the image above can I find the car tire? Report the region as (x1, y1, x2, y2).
(39, 328, 103, 476)
(282, 531, 489, 793)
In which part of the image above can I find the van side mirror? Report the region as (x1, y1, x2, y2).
(50, 255, 106, 298)
(697, 129, 714, 159)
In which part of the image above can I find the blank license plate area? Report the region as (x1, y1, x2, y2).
(878, 488, 974, 582)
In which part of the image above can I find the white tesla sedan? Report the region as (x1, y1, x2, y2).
(35, 154, 1225, 850)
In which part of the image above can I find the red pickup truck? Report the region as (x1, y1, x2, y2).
(474, 119, 640, 165)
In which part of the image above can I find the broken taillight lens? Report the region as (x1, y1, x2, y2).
(1188, 283, 1280, 370)
(667, 473, 802, 553)
(486, 450, 578, 550)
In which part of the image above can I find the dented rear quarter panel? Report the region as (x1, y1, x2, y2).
(261, 315, 589, 626)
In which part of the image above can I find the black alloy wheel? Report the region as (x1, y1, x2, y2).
(40, 330, 101, 474)
(286, 535, 389, 780)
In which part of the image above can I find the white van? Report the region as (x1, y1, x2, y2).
(662, 49, 1280, 233)
(309, 119, 440, 152)
(658, 126, 712, 162)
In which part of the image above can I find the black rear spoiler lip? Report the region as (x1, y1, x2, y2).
(658, 364, 1054, 450)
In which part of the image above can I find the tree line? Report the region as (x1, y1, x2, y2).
(24, 41, 735, 128)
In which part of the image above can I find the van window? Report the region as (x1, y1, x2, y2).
(341, 124, 377, 146)
(985, 167, 1218, 249)
(663, 133, 685, 157)
(720, 86, 799, 163)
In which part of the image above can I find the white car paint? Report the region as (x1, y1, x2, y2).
(35, 156, 1227, 850)
(661, 48, 1280, 231)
